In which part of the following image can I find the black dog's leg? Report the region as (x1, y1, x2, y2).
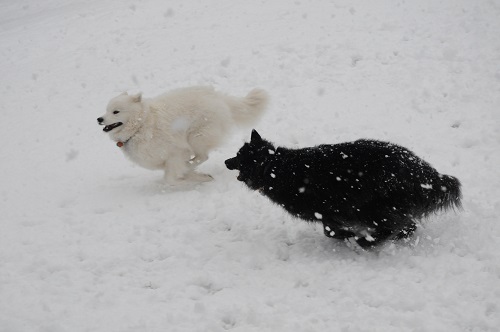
(355, 218, 417, 248)
(322, 212, 418, 248)
(394, 221, 417, 240)
(355, 229, 394, 248)
(323, 223, 355, 240)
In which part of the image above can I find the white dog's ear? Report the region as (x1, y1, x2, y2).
(131, 93, 142, 103)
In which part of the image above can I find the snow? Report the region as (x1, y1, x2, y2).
(1, 0, 499, 331)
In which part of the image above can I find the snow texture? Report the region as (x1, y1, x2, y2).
(1, 0, 499, 331)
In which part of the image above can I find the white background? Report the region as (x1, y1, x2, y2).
(1, 1, 499, 331)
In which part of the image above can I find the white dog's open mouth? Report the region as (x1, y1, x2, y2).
(103, 122, 123, 132)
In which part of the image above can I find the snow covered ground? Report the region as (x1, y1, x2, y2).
(1, 0, 499, 331)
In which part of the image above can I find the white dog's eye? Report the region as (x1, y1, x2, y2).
(113, 110, 120, 114)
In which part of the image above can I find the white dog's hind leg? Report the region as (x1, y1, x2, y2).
(189, 153, 209, 167)
(185, 155, 213, 183)
(184, 171, 213, 182)
(163, 167, 183, 185)
(164, 148, 213, 184)
(187, 128, 223, 167)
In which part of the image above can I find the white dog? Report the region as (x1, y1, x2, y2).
(97, 86, 268, 184)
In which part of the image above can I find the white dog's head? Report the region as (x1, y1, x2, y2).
(97, 92, 143, 135)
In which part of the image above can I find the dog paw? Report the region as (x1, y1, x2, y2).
(184, 172, 214, 183)
(345, 237, 366, 253)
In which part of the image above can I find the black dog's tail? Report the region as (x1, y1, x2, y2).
(432, 174, 462, 212)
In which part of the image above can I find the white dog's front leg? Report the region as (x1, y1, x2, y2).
(163, 155, 189, 184)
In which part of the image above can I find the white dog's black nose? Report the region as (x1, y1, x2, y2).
(97, 117, 103, 124)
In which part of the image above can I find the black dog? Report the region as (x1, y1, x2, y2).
(225, 130, 462, 248)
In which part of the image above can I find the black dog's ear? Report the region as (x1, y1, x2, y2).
(251, 129, 262, 143)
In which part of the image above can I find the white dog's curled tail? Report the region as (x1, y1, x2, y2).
(225, 88, 269, 126)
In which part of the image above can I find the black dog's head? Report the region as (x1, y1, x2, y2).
(225, 130, 276, 190)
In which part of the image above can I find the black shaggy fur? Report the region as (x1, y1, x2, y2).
(225, 130, 462, 248)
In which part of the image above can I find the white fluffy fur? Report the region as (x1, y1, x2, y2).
(98, 86, 268, 184)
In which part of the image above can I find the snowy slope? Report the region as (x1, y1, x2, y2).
(1, 0, 499, 331)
